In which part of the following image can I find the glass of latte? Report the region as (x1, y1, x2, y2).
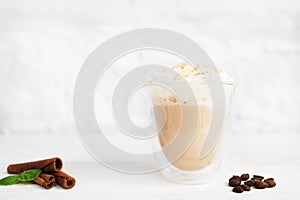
(150, 63, 234, 184)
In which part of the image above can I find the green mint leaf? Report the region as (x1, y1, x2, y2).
(18, 169, 41, 182)
(0, 175, 20, 186)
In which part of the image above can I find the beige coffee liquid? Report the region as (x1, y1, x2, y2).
(153, 97, 222, 171)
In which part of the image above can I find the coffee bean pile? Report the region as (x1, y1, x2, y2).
(228, 174, 276, 193)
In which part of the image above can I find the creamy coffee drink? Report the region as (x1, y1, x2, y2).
(151, 63, 233, 171)
(153, 99, 216, 170)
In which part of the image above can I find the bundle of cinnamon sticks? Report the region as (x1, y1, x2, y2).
(7, 157, 75, 189)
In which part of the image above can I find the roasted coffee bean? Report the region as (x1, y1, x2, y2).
(229, 179, 241, 187)
(229, 175, 241, 182)
(254, 180, 260, 186)
(232, 186, 244, 193)
(255, 181, 269, 189)
(264, 178, 274, 182)
(241, 173, 249, 181)
(253, 178, 262, 183)
(253, 175, 264, 180)
(265, 180, 276, 188)
(252, 177, 263, 182)
(244, 180, 255, 187)
(241, 184, 251, 191)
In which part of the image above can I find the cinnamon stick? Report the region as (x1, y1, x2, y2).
(33, 176, 55, 189)
(39, 173, 55, 183)
(7, 157, 63, 174)
(51, 171, 76, 189)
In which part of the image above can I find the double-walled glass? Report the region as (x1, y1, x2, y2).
(151, 78, 234, 184)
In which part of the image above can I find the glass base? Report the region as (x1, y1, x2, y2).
(160, 156, 223, 185)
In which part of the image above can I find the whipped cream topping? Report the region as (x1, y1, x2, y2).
(149, 63, 234, 105)
(170, 63, 234, 85)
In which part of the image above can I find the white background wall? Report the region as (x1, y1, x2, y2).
(0, 0, 299, 135)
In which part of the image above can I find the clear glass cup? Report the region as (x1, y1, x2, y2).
(151, 78, 234, 184)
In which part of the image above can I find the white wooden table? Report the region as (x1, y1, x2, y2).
(0, 133, 299, 199)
